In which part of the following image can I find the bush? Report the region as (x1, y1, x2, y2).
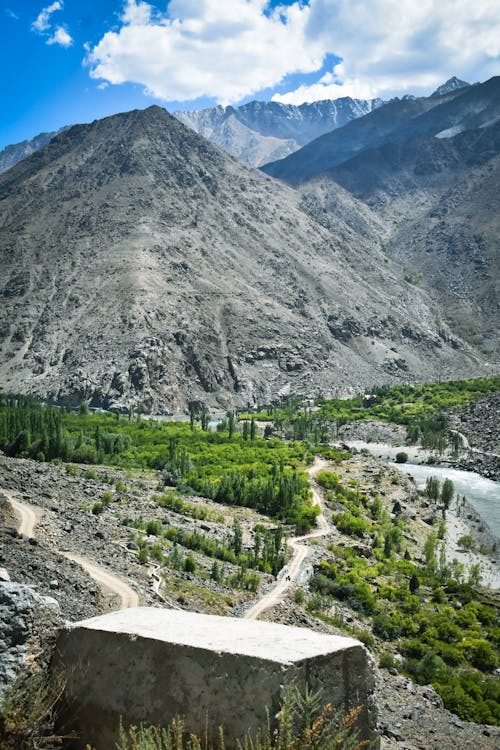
(333, 513, 370, 538)
(115, 685, 370, 750)
(379, 651, 398, 670)
(457, 534, 475, 551)
(183, 554, 196, 573)
(146, 520, 163, 536)
(294, 588, 305, 605)
(395, 452, 408, 464)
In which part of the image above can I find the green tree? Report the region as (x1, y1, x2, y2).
(232, 518, 243, 557)
(425, 476, 440, 501)
(424, 532, 438, 574)
(409, 573, 420, 593)
(441, 478, 454, 510)
(210, 560, 222, 582)
(183, 554, 196, 573)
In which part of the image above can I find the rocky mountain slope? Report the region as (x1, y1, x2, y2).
(263, 76, 500, 355)
(0, 106, 486, 412)
(175, 97, 384, 167)
(0, 128, 66, 174)
(0, 97, 383, 176)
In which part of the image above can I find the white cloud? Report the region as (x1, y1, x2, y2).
(87, 0, 323, 103)
(87, 0, 500, 106)
(274, 0, 500, 104)
(47, 25, 73, 47)
(32, 1, 62, 33)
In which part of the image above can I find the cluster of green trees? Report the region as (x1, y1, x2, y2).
(0, 396, 318, 530)
(127, 514, 287, 584)
(0, 396, 132, 463)
(155, 492, 225, 524)
(239, 376, 500, 447)
(425, 476, 454, 509)
(306, 472, 499, 725)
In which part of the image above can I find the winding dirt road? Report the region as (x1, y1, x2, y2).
(3, 490, 42, 538)
(3, 491, 139, 610)
(244, 457, 331, 620)
(62, 552, 139, 609)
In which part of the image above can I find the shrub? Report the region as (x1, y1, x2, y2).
(146, 520, 163, 536)
(395, 452, 408, 464)
(457, 534, 475, 551)
(115, 685, 371, 750)
(333, 513, 370, 538)
(294, 588, 306, 605)
(379, 651, 398, 670)
(183, 554, 196, 573)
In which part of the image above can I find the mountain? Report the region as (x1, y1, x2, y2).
(431, 76, 470, 97)
(0, 98, 382, 176)
(174, 97, 384, 167)
(262, 76, 500, 354)
(262, 77, 499, 185)
(0, 106, 484, 412)
(0, 128, 66, 174)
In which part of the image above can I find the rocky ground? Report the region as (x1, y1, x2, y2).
(0, 450, 499, 749)
(450, 393, 500, 481)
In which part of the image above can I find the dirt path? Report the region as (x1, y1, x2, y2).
(2, 490, 42, 538)
(62, 552, 140, 609)
(244, 457, 331, 620)
(3, 491, 139, 610)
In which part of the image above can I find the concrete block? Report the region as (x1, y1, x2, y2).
(55, 607, 378, 749)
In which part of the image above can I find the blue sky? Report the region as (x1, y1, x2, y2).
(1, 0, 499, 150)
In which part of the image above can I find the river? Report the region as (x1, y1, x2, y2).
(342, 441, 500, 540)
(391, 463, 500, 541)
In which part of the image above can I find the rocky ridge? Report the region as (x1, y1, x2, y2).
(0, 105, 485, 412)
(175, 97, 384, 167)
(262, 76, 500, 356)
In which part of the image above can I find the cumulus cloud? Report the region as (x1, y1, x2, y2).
(87, 0, 500, 105)
(87, 0, 323, 103)
(32, 0, 73, 47)
(32, 1, 62, 32)
(274, 0, 500, 103)
(47, 25, 73, 47)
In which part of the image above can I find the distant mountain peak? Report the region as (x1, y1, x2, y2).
(174, 96, 384, 166)
(431, 76, 470, 97)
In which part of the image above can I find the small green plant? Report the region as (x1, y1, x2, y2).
(394, 452, 408, 464)
(294, 588, 306, 605)
(0, 671, 65, 750)
(457, 534, 475, 551)
(115, 685, 372, 750)
(379, 651, 398, 670)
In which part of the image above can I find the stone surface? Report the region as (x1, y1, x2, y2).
(0, 581, 62, 700)
(55, 607, 378, 749)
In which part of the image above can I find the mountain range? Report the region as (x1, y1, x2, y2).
(174, 97, 384, 167)
(0, 102, 485, 412)
(263, 76, 500, 356)
(0, 76, 497, 412)
(0, 97, 383, 175)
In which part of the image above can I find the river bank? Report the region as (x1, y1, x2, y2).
(338, 439, 500, 589)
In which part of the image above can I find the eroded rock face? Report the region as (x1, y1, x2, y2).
(0, 581, 62, 700)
